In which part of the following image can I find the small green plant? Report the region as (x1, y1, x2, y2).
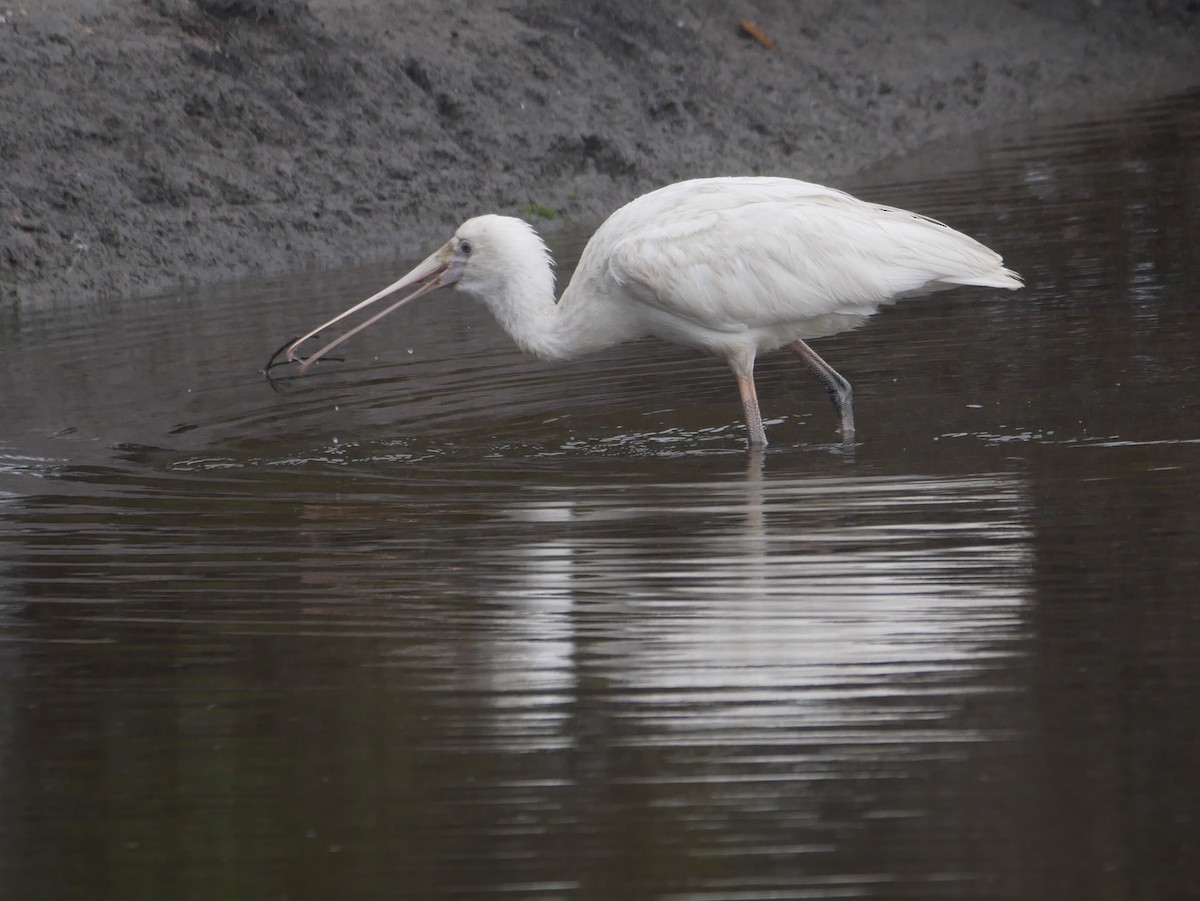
(523, 203, 558, 220)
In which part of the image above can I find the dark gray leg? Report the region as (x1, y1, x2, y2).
(788, 339, 855, 439)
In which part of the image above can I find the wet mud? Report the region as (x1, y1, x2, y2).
(2, 0, 1197, 304)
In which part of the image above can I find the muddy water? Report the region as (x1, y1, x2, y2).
(2, 91, 1198, 900)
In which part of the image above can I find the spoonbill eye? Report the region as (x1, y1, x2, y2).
(460, 240, 472, 255)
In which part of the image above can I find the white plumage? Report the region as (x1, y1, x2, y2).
(272, 176, 1022, 447)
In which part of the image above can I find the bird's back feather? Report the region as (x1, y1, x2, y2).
(567, 177, 1021, 346)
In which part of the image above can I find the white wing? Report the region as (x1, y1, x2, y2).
(592, 177, 1020, 335)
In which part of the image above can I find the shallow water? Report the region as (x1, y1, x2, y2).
(2, 91, 1198, 900)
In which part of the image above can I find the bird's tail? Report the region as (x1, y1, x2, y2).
(941, 267, 1024, 291)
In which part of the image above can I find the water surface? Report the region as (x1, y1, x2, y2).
(2, 91, 1198, 900)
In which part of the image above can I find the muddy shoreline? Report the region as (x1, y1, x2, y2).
(2, 0, 1196, 305)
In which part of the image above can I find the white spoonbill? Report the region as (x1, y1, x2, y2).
(268, 176, 1022, 446)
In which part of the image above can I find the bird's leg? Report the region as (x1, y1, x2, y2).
(789, 339, 855, 439)
(735, 370, 769, 447)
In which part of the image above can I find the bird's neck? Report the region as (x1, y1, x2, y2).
(467, 254, 640, 363)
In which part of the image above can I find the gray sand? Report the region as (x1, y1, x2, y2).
(2, 0, 1196, 304)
